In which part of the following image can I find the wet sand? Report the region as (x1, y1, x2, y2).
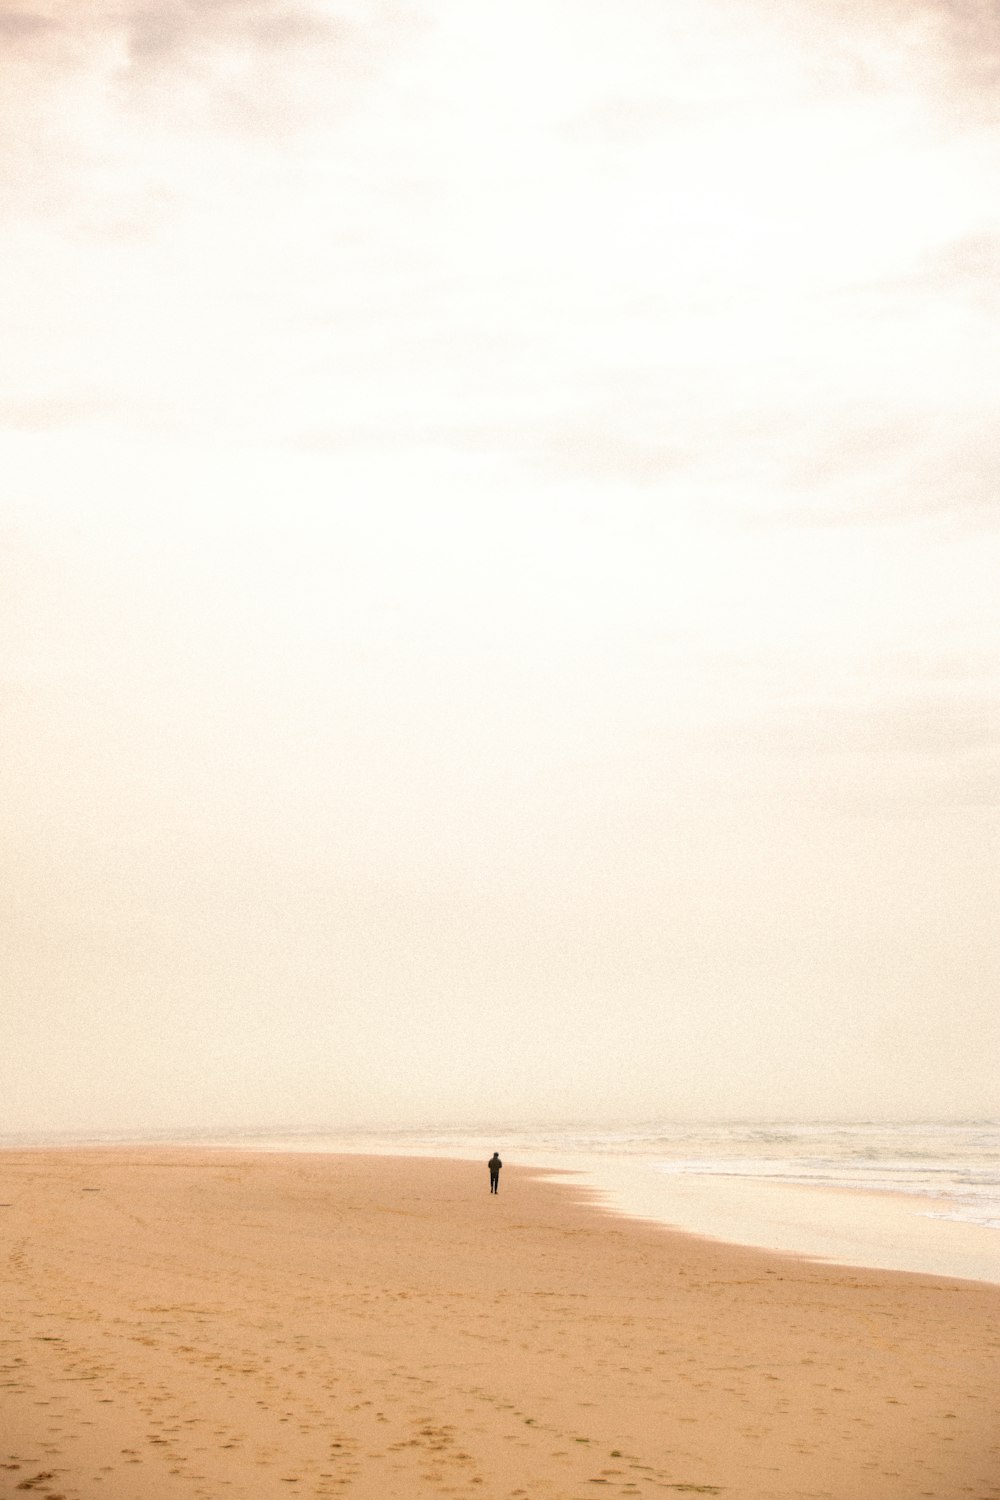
(1, 1149, 998, 1500)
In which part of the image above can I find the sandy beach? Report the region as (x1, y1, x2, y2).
(1, 1151, 997, 1500)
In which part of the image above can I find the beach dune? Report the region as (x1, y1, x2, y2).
(1, 1150, 997, 1499)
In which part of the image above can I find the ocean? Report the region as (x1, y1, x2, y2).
(5, 1119, 998, 1282)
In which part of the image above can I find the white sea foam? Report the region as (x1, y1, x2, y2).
(5, 1119, 998, 1282)
(218, 1119, 998, 1231)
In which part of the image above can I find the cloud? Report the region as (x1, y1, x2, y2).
(441, 392, 1000, 531)
(0, 0, 424, 138)
(113, 0, 381, 135)
(416, 417, 692, 488)
(0, 8, 56, 40)
(918, 0, 1000, 99)
(0, 0, 358, 65)
(121, 0, 341, 67)
(716, 679, 1000, 816)
(905, 231, 1000, 312)
(559, 95, 706, 148)
(533, 423, 690, 486)
(803, 692, 999, 758)
(0, 0, 429, 277)
(0, 395, 113, 431)
(764, 411, 1000, 528)
(774, 0, 1000, 98)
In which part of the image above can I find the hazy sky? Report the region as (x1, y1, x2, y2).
(2, 0, 998, 1133)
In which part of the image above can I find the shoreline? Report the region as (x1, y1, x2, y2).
(22, 1130, 992, 1287)
(2, 1147, 998, 1500)
(544, 1152, 1000, 1287)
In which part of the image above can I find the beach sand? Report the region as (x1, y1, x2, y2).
(1, 1150, 997, 1500)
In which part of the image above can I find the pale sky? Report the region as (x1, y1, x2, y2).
(2, 0, 998, 1133)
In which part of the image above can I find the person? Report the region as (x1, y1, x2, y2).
(488, 1152, 502, 1194)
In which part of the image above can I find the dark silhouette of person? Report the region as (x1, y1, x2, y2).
(488, 1152, 502, 1194)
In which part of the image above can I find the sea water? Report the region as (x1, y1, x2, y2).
(230, 1119, 1000, 1283)
(536, 1119, 1000, 1229)
(5, 1119, 998, 1283)
(208, 1119, 1000, 1229)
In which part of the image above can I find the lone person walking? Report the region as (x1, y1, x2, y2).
(488, 1152, 502, 1194)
